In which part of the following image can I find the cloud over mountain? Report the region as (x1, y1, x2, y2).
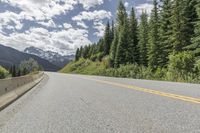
(0, 0, 152, 55)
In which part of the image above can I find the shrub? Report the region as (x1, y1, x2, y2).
(154, 67, 167, 80)
(194, 59, 200, 75)
(168, 52, 195, 73)
(97, 52, 104, 61)
(19, 58, 40, 75)
(90, 54, 98, 61)
(61, 54, 200, 84)
(167, 52, 196, 82)
(0, 66, 9, 79)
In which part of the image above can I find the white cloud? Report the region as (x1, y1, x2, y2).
(0, 27, 91, 55)
(135, 3, 153, 15)
(0, 0, 111, 54)
(93, 21, 105, 37)
(38, 19, 56, 28)
(77, 21, 88, 29)
(0, 11, 24, 31)
(73, 10, 112, 22)
(124, 2, 129, 8)
(72, 10, 111, 37)
(1, 0, 78, 21)
(78, 0, 104, 10)
(63, 23, 72, 29)
(1, 0, 105, 20)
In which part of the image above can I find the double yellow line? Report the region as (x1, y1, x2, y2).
(81, 77, 200, 104)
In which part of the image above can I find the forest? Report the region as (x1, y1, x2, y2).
(61, 0, 200, 83)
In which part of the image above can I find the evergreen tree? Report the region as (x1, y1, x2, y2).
(12, 65, 16, 77)
(103, 21, 111, 56)
(75, 48, 80, 61)
(82, 45, 90, 59)
(110, 20, 115, 42)
(148, 0, 160, 70)
(109, 28, 118, 67)
(183, 0, 198, 47)
(159, 0, 173, 67)
(138, 11, 149, 66)
(190, 3, 200, 57)
(170, 0, 189, 52)
(88, 44, 94, 58)
(127, 7, 139, 64)
(115, 16, 130, 67)
(79, 46, 83, 58)
(9, 66, 13, 75)
(184, 0, 199, 55)
(117, 1, 127, 28)
(114, 1, 129, 67)
(17, 69, 21, 77)
(22, 67, 27, 75)
(97, 39, 104, 53)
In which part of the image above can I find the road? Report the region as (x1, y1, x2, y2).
(0, 72, 200, 133)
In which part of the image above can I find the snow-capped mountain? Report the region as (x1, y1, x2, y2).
(0, 44, 59, 71)
(24, 46, 74, 68)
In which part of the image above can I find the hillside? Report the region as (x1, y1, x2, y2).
(60, 58, 108, 75)
(61, 1, 200, 84)
(0, 44, 59, 71)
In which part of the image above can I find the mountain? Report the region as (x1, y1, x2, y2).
(24, 46, 74, 68)
(0, 44, 59, 71)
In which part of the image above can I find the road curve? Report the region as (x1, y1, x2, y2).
(0, 72, 200, 133)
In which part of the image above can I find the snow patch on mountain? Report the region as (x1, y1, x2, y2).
(24, 46, 74, 68)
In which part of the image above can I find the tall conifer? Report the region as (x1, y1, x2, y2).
(127, 7, 140, 64)
(148, 0, 160, 69)
(138, 11, 149, 66)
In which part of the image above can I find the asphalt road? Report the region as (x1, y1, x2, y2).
(0, 72, 200, 133)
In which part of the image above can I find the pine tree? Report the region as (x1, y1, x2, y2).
(9, 66, 13, 75)
(148, 0, 160, 69)
(117, 1, 127, 28)
(183, 0, 198, 47)
(12, 65, 16, 77)
(191, 3, 200, 57)
(88, 44, 94, 58)
(159, 0, 173, 67)
(75, 48, 80, 61)
(184, 0, 199, 55)
(109, 28, 118, 67)
(22, 67, 27, 75)
(97, 38, 104, 53)
(138, 11, 149, 67)
(114, 1, 129, 67)
(17, 69, 21, 77)
(127, 7, 139, 64)
(110, 20, 115, 43)
(103, 21, 111, 56)
(170, 0, 189, 52)
(82, 45, 90, 59)
(115, 16, 130, 67)
(79, 46, 83, 58)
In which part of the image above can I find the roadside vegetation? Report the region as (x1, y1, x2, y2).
(0, 66, 9, 79)
(61, 0, 200, 84)
(0, 58, 42, 79)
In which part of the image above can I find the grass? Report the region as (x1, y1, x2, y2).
(60, 58, 107, 75)
(60, 58, 200, 84)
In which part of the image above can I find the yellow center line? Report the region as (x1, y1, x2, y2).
(80, 76, 200, 104)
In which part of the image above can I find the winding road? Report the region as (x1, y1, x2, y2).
(0, 72, 200, 133)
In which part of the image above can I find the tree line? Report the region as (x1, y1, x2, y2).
(74, 0, 200, 78)
(0, 58, 42, 79)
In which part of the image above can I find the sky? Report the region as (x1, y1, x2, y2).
(0, 0, 153, 55)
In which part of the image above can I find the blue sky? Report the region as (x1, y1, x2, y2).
(0, 0, 153, 55)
